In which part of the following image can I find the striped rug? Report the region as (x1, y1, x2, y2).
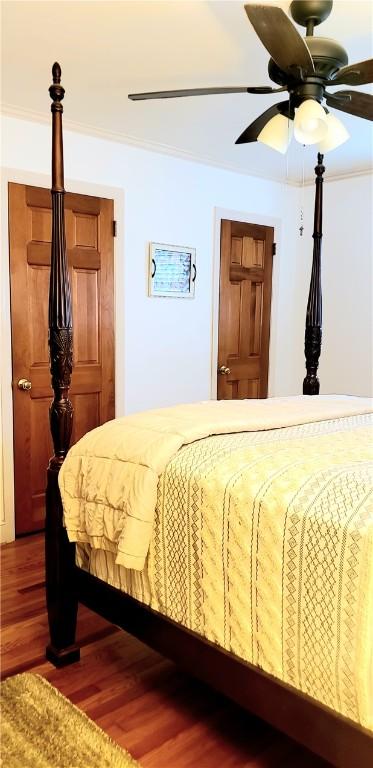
(1, 672, 140, 767)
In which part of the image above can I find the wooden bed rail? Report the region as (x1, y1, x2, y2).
(45, 63, 79, 666)
(303, 153, 325, 395)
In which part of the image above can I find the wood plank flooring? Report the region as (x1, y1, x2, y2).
(1, 534, 330, 767)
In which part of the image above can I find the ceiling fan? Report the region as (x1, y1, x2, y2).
(128, 1, 373, 153)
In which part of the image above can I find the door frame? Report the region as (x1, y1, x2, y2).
(211, 207, 282, 400)
(1, 167, 124, 543)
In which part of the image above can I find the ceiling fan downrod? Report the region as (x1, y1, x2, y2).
(290, 0, 333, 35)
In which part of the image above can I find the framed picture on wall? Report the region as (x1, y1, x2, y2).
(149, 242, 196, 298)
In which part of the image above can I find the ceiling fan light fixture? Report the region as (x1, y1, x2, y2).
(318, 112, 350, 152)
(294, 99, 328, 145)
(257, 113, 293, 154)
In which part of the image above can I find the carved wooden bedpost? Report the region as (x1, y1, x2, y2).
(303, 152, 325, 395)
(45, 63, 80, 666)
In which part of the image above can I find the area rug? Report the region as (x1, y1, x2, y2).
(1, 673, 140, 768)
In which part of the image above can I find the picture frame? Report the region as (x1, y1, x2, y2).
(148, 242, 196, 298)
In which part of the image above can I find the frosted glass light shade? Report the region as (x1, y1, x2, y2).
(257, 113, 293, 154)
(318, 113, 349, 152)
(294, 100, 328, 145)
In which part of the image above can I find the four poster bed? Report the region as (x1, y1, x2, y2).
(45, 64, 373, 767)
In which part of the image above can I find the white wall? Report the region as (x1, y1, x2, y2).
(1, 114, 372, 543)
(1, 114, 301, 541)
(1, 115, 301, 409)
(297, 173, 373, 397)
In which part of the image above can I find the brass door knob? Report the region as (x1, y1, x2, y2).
(17, 378, 32, 391)
(218, 365, 231, 376)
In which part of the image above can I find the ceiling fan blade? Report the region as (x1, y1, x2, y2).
(325, 90, 373, 121)
(330, 59, 373, 86)
(128, 85, 282, 100)
(244, 4, 314, 76)
(235, 100, 292, 144)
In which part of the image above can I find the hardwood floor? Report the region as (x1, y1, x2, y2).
(1, 534, 330, 767)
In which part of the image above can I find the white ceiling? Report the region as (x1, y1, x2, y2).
(1, 0, 372, 182)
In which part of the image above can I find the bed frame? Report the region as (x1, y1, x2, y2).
(45, 64, 372, 767)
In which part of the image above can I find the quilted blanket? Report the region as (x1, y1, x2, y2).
(59, 395, 372, 570)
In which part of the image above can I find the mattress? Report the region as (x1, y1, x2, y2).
(76, 410, 373, 731)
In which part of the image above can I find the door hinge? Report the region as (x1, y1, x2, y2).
(272, 242, 276, 256)
(112, 220, 117, 237)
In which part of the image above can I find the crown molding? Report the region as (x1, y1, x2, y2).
(303, 167, 373, 186)
(1, 102, 299, 186)
(1, 103, 372, 188)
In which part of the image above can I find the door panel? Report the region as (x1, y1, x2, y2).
(70, 393, 100, 445)
(9, 183, 115, 535)
(217, 219, 273, 400)
(72, 268, 100, 363)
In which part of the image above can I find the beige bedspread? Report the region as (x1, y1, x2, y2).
(60, 396, 373, 570)
(73, 402, 373, 731)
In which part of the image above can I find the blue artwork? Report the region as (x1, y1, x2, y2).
(150, 244, 196, 298)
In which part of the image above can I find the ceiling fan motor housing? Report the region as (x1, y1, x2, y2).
(306, 36, 348, 78)
(265, 0, 349, 105)
(268, 35, 348, 104)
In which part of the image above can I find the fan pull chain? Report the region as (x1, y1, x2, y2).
(285, 118, 291, 183)
(285, 141, 289, 183)
(299, 145, 305, 237)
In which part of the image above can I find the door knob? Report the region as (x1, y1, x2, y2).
(218, 365, 231, 375)
(17, 378, 32, 391)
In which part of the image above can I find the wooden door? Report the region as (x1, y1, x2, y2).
(217, 219, 273, 400)
(9, 183, 115, 535)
